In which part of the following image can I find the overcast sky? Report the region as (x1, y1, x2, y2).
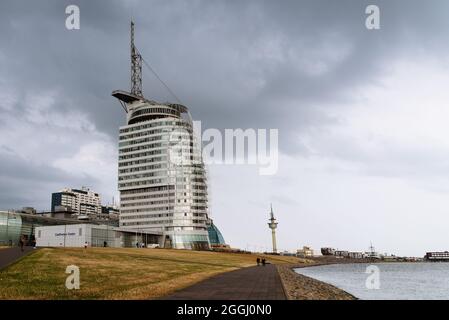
(3, 0, 449, 256)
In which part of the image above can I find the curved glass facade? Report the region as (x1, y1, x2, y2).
(0, 211, 22, 246)
(207, 222, 226, 245)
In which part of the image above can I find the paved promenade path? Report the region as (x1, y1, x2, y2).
(0, 247, 35, 270)
(166, 264, 287, 300)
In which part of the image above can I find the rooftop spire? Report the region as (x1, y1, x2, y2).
(130, 20, 143, 97)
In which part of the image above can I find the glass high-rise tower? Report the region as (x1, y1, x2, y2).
(112, 22, 210, 250)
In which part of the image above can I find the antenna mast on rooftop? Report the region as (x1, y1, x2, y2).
(130, 21, 143, 97)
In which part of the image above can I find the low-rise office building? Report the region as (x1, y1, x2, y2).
(0, 210, 120, 247)
(0, 210, 81, 246)
(35, 224, 163, 248)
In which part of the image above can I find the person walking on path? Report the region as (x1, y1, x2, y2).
(19, 236, 25, 252)
(256, 257, 260, 266)
(262, 258, 266, 266)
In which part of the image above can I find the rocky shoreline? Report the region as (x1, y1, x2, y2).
(277, 263, 357, 300)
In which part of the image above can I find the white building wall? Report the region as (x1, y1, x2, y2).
(117, 100, 210, 249)
(36, 224, 88, 248)
(35, 224, 140, 248)
(57, 188, 102, 216)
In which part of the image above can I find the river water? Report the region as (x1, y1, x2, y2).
(294, 262, 449, 300)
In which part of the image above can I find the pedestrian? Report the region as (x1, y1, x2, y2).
(84, 241, 88, 249)
(262, 258, 266, 266)
(256, 257, 260, 266)
(103, 241, 107, 247)
(19, 237, 24, 252)
(136, 242, 139, 248)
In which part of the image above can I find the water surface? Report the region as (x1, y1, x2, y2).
(295, 262, 449, 299)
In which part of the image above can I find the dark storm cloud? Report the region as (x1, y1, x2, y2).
(2, 0, 449, 145)
(2, 0, 449, 210)
(0, 153, 98, 210)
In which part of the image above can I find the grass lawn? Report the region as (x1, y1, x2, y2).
(0, 247, 304, 299)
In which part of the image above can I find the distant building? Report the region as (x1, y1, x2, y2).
(321, 247, 336, 256)
(101, 205, 120, 216)
(334, 250, 350, 258)
(51, 209, 75, 220)
(51, 187, 101, 216)
(20, 207, 37, 215)
(348, 252, 364, 259)
(382, 255, 398, 261)
(297, 246, 314, 258)
(0, 210, 84, 246)
(425, 251, 449, 261)
(365, 243, 381, 260)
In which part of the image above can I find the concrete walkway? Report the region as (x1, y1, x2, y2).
(166, 264, 287, 300)
(0, 247, 35, 270)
